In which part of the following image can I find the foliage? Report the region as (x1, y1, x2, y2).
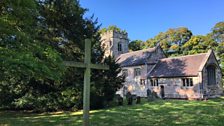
(38, 0, 123, 111)
(0, 0, 64, 108)
(90, 56, 124, 109)
(211, 21, 224, 75)
(17, 0, 102, 111)
(216, 42, 224, 75)
(181, 35, 217, 55)
(128, 40, 144, 51)
(212, 21, 224, 43)
(0, 0, 124, 111)
(170, 44, 179, 52)
(144, 27, 192, 54)
(99, 25, 127, 34)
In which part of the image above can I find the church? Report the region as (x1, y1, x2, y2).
(101, 30, 223, 99)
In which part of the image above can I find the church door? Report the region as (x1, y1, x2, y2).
(160, 85, 165, 98)
(207, 65, 216, 85)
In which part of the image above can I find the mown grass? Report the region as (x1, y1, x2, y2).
(0, 97, 224, 126)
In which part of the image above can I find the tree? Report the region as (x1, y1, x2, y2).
(0, 0, 63, 108)
(91, 56, 124, 109)
(216, 42, 224, 75)
(144, 27, 192, 54)
(0, 0, 123, 111)
(212, 21, 224, 43)
(182, 35, 218, 55)
(129, 40, 144, 51)
(211, 22, 224, 76)
(144, 32, 165, 48)
(17, 0, 104, 111)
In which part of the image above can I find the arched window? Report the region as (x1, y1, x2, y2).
(118, 43, 122, 51)
(207, 65, 216, 85)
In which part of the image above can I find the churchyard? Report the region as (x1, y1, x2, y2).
(1, 1, 224, 126)
(1, 97, 224, 126)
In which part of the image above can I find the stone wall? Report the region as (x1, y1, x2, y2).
(116, 45, 166, 97)
(100, 30, 129, 59)
(202, 52, 223, 97)
(149, 77, 202, 99)
(147, 46, 166, 64)
(116, 65, 150, 97)
(100, 31, 113, 58)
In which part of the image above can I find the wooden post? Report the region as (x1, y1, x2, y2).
(83, 39, 91, 126)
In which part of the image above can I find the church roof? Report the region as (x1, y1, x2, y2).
(148, 53, 209, 78)
(116, 47, 156, 67)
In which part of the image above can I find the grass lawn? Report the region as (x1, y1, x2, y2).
(0, 97, 224, 126)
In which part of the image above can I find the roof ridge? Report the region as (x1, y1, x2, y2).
(160, 53, 207, 61)
(198, 50, 213, 71)
(119, 47, 156, 56)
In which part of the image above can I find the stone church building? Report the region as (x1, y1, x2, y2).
(101, 30, 223, 99)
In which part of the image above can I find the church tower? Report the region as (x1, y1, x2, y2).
(100, 30, 129, 59)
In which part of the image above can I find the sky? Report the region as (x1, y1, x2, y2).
(80, 0, 224, 41)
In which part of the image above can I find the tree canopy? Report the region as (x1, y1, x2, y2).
(128, 40, 144, 51)
(212, 21, 224, 43)
(144, 27, 192, 53)
(211, 21, 224, 75)
(0, 0, 124, 111)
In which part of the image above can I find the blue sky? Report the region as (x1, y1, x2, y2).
(80, 0, 224, 41)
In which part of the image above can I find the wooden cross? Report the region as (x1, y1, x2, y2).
(64, 39, 109, 126)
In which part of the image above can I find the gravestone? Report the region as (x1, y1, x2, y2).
(136, 96, 141, 104)
(147, 88, 153, 101)
(116, 94, 123, 105)
(126, 92, 133, 105)
(152, 91, 159, 99)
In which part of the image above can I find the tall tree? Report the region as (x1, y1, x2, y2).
(212, 21, 224, 43)
(19, 0, 104, 111)
(144, 27, 192, 54)
(211, 21, 224, 75)
(91, 56, 124, 109)
(0, 0, 63, 107)
(216, 42, 224, 75)
(129, 40, 144, 51)
(9, 0, 124, 111)
(182, 35, 217, 55)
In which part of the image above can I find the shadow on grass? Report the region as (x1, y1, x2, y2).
(0, 111, 83, 126)
(89, 98, 224, 126)
(0, 97, 224, 126)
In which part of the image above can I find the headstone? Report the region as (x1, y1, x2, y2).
(132, 94, 137, 101)
(152, 91, 158, 99)
(122, 86, 127, 97)
(136, 96, 141, 104)
(116, 94, 123, 105)
(126, 92, 133, 105)
(147, 88, 153, 101)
